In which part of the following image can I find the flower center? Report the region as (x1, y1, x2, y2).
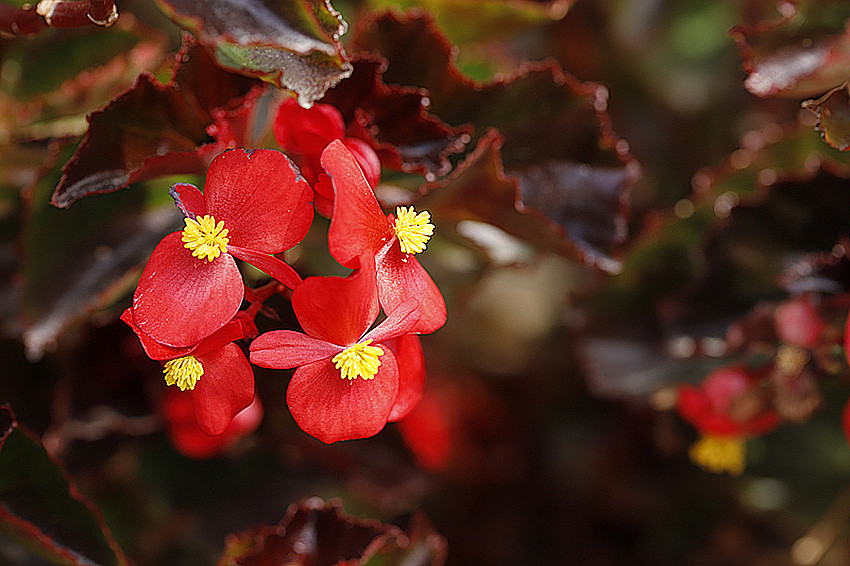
(332, 339, 385, 380)
(163, 355, 203, 391)
(688, 435, 746, 475)
(393, 206, 434, 255)
(182, 215, 229, 262)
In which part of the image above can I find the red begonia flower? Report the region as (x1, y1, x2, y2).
(121, 308, 255, 436)
(322, 140, 446, 334)
(677, 366, 779, 437)
(132, 148, 313, 347)
(273, 97, 380, 217)
(163, 389, 263, 459)
(249, 257, 421, 443)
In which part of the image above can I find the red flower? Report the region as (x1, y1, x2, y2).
(163, 389, 263, 459)
(678, 366, 779, 437)
(121, 308, 255, 436)
(132, 148, 313, 347)
(322, 140, 446, 334)
(274, 98, 380, 217)
(249, 256, 422, 443)
(775, 296, 823, 348)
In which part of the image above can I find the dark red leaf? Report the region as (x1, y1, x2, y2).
(419, 130, 625, 273)
(351, 11, 634, 170)
(0, 406, 131, 566)
(350, 11, 636, 269)
(320, 56, 472, 178)
(730, 1, 850, 98)
(51, 34, 261, 208)
(217, 498, 403, 566)
(803, 82, 850, 150)
(156, 0, 351, 105)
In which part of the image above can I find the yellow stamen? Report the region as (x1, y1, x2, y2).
(775, 344, 809, 376)
(163, 355, 203, 391)
(688, 435, 746, 476)
(393, 206, 434, 255)
(332, 339, 384, 380)
(182, 215, 229, 262)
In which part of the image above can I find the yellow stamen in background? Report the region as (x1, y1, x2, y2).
(332, 339, 384, 380)
(163, 355, 203, 391)
(775, 344, 809, 376)
(393, 206, 434, 255)
(182, 215, 229, 262)
(688, 435, 746, 476)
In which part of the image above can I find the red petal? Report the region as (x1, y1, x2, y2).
(312, 187, 335, 218)
(273, 98, 345, 154)
(163, 389, 263, 459)
(376, 244, 447, 334)
(170, 183, 206, 217)
(385, 334, 425, 422)
(363, 299, 420, 344)
(397, 389, 451, 470)
(194, 319, 250, 356)
(204, 148, 314, 254)
(342, 137, 381, 188)
(227, 245, 303, 290)
(249, 330, 342, 368)
(292, 256, 379, 345)
(192, 343, 255, 435)
(132, 232, 244, 347)
(286, 345, 399, 443)
(120, 308, 193, 360)
(324, 140, 393, 268)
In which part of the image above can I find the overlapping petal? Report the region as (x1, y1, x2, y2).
(324, 140, 394, 267)
(286, 346, 399, 443)
(164, 390, 263, 459)
(292, 257, 379, 346)
(132, 232, 244, 347)
(191, 342, 255, 435)
(385, 334, 426, 422)
(274, 99, 381, 218)
(249, 330, 344, 368)
(375, 244, 446, 335)
(203, 148, 314, 253)
(324, 140, 446, 334)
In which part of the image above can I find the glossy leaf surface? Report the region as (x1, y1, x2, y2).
(155, 0, 352, 105)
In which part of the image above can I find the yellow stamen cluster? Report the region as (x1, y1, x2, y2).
(182, 215, 229, 262)
(688, 435, 746, 476)
(775, 344, 809, 376)
(332, 339, 384, 380)
(163, 355, 204, 391)
(393, 206, 434, 255)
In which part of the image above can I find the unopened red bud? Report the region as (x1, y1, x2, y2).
(774, 297, 823, 348)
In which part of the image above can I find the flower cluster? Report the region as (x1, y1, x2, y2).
(125, 104, 446, 452)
